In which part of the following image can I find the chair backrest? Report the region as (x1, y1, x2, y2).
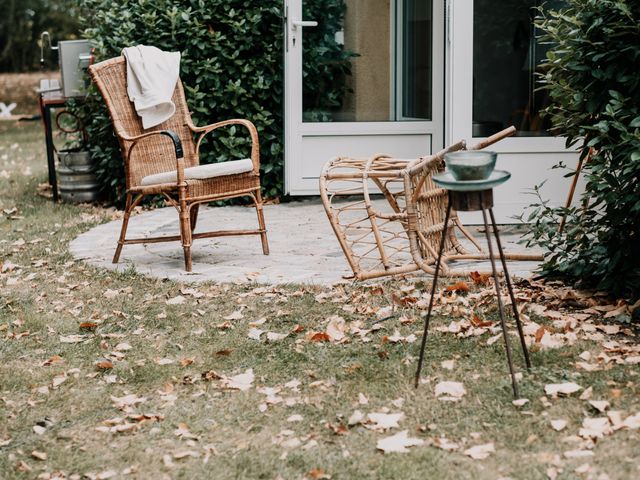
(88, 56, 198, 187)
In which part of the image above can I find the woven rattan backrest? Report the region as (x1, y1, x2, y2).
(411, 157, 458, 257)
(88, 56, 197, 187)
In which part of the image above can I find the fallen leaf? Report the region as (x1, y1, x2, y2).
(223, 310, 244, 321)
(579, 417, 612, 439)
(512, 398, 529, 407)
(622, 412, 640, 429)
(155, 358, 175, 365)
(435, 381, 466, 401)
(307, 332, 331, 342)
(441, 359, 456, 370)
(180, 358, 194, 367)
(588, 400, 610, 413)
(222, 369, 254, 391)
(564, 449, 594, 459)
(326, 315, 347, 341)
(470, 271, 490, 285)
(376, 430, 424, 453)
(96, 360, 114, 370)
(59, 334, 86, 344)
(366, 412, 404, 431)
(166, 295, 186, 305)
(110, 394, 147, 410)
(348, 410, 365, 426)
(463, 442, 495, 460)
(306, 468, 331, 479)
(31, 451, 47, 461)
(445, 281, 470, 293)
(79, 322, 98, 330)
(550, 419, 567, 431)
(247, 328, 264, 340)
(266, 332, 288, 342)
(544, 382, 582, 397)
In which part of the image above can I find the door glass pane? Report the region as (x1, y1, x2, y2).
(473, 0, 560, 137)
(402, 0, 432, 119)
(302, 0, 432, 122)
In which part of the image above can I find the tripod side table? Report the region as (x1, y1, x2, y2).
(414, 171, 532, 398)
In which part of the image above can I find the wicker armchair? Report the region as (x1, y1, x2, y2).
(88, 56, 269, 271)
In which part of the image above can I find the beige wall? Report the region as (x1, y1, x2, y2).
(342, 0, 391, 121)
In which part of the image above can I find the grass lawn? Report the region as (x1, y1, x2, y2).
(1, 122, 639, 480)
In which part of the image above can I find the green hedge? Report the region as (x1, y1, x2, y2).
(75, 0, 351, 205)
(525, 0, 640, 302)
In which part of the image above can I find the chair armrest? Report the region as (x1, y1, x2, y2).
(188, 119, 260, 174)
(123, 129, 187, 186)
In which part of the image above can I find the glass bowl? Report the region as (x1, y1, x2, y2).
(444, 151, 497, 181)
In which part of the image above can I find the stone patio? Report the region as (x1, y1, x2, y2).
(69, 199, 543, 285)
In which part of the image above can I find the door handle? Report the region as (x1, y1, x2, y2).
(291, 20, 318, 30)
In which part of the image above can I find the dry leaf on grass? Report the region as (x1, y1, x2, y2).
(544, 382, 582, 397)
(588, 400, 610, 413)
(463, 442, 495, 460)
(445, 281, 470, 293)
(247, 328, 264, 340)
(579, 417, 612, 439)
(377, 430, 425, 453)
(221, 369, 254, 391)
(441, 359, 456, 370)
(564, 449, 594, 459)
(224, 310, 244, 321)
(166, 295, 186, 305)
(550, 419, 568, 431)
(435, 381, 466, 401)
(266, 332, 288, 342)
(622, 412, 640, 429)
(59, 334, 86, 344)
(110, 394, 147, 410)
(31, 451, 47, 461)
(326, 315, 347, 341)
(366, 412, 404, 431)
(432, 436, 460, 451)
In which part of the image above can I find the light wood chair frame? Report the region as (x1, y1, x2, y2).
(89, 57, 269, 272)
(320, 126, 542, 280)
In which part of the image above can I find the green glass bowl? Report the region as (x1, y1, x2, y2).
(444, 151, 497, 181)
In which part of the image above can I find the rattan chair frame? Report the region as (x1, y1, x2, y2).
(89, 56, 269, 272)
(320, 127, 542, 280)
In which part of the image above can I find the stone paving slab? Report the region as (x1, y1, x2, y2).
(69, 200, 543, 285)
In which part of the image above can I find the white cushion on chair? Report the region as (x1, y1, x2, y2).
(140, 158, 254, 186)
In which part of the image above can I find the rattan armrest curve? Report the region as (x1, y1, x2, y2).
(189, 118, 260, 174)
(125, 129, 187, 187)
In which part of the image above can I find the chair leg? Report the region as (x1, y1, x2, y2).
(190, 204, 200, 233)
(179, 192, 193, 272)
(253, 190, 269, 255)
(113, 193, 140, 264)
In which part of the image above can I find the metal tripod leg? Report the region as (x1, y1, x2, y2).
(481, 209, 519, 398)
(489, 208, 531, 369)
(414, 194, 452, 388)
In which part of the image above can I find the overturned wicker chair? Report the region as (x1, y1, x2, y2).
(320, 127, 542, 280)
(88, 56, 269, 272)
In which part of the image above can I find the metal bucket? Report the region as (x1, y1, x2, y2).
(56, 149, 102, 203)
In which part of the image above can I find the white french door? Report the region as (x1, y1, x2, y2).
(285, 0, 445, 195)
(448, 0, 581, 223)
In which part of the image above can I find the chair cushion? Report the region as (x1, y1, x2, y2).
(140, 158, 254, 186)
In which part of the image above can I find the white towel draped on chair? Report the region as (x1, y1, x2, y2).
(122, 45, 181, 129)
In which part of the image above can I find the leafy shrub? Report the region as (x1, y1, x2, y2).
(75, 0, 352, 205)
(524, 0, 640, 301)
